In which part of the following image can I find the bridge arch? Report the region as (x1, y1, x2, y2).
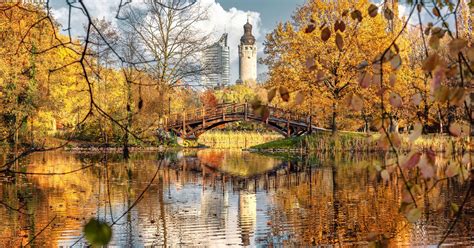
(164, 103, 327, 139)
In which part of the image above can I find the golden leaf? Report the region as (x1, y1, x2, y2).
(358, 72, 372, 88)
(384, 8, 394, 20)
(347, 93, 363, 111)
(428, 35, 440, 50)
(305, 24, 316, 34)
(421, 54, 441, 72)
(350, 10, 362, 22)
(335, 33, 344, 51)
(409, 122, 423, 142)
(417, 4, 422, 12)
(267, 88, 277, 103)
(381, 170, 390, 182)
(448, 38, 467, 55)
(334, 20, 346, 32)
(432, 7, 440, 17)
(389, 92, 403, 108)
(368, 4, 378, 17)
(467, 47, 474, 61)
(294, 91, 304, 105)
(448, 122, 469, 137)
(405, 208, 422, 223)
(305, 57, 316, 71)
(389, 73, 397, 86)
(411, 93, 422, 106)
(433, 86, 450, 103)
(390, 54, 402, 70)
(279, 86, 290, 102)
(321, 27, 331, 42)
(250, 97, 262, 109)
(448, 87, 465, 106)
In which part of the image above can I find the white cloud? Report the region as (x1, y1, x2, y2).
(51, 0, 263, 83)
(195, 0, 262, 83)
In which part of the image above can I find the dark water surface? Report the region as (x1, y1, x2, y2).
(0, 150, 472, 247)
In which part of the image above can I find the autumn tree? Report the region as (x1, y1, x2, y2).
(262, 0, 416, 133)
(121, 0, 210, 117)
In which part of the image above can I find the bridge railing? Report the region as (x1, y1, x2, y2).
(165, 102, 311, 128)
(165, 103, 247, 126)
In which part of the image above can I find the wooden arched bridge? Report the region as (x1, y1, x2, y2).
(164, 103, 328, 138)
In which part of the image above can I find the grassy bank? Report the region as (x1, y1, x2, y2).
(250, 132, 471, 153)
(198, 131, 282, 149)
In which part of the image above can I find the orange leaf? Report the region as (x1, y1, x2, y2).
(350, 10, 362, 22)
(294, 91, 304, 105)
(368, 4, 378, 17)
(402, 152, 422, 170)
(321, 27, 331, 42)
(279, 86, 290, 102)
(389, 92, 403, 108)
(384, 8, 394, 20)
(448, 38, 467, 54)
(390, 54, 402, 70)
(267, 88, 277, 102)
(335, 33, 344, 51)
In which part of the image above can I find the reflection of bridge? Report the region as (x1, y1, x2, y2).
(164, 103, 328, 138)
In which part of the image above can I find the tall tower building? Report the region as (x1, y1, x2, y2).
(238, 17, 257, 85)
(201, 33, 230, 88)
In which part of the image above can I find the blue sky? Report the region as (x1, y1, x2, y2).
(215, 0, 306, 33)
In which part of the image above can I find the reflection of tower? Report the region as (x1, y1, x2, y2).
(238, 15, 257, 85)
(238, 191, 256, 246)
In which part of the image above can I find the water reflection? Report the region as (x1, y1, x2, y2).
(0, 150, 472, 247)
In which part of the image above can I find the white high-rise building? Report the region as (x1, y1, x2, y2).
(238, 18, 257, 85)
(201, 33, 230, 88)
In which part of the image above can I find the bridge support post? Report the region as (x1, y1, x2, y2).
(182, 112, 186, 137)
(244, 101, 248, 121)
(307, 115, 312, 134)
(202, 109, 206, 127)
(287, 113, 291, 137)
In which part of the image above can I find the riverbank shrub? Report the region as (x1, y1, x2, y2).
(198, 131, 282, 149)
(251, 132, 471, 153)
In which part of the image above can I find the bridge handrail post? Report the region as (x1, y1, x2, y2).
(244, 101, 248, 121)
(182, 111, 186, 136)
(222, 106, 226, 120)
(202, 108, 206, 127)
(287, 112, 290, 137)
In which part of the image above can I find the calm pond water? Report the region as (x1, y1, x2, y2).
(0, 150, 472, 247)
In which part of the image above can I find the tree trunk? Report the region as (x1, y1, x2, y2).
(123, 82, 133, 160)
(331, 101, 337, 134)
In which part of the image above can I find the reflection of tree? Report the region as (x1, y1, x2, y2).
(0, 151, 472, 246)
(267, 158, 407, 246)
